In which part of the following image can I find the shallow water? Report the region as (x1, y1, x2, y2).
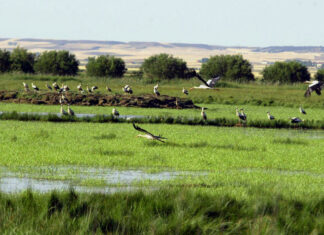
(0, 166, 206, 193)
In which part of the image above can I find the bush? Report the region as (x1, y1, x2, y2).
(34, 50, 79, 76)
(262, 61, 310, 83)
(10, 47, 35, 73)
(141, 53, 190, 80)
(86, 55, 126, 78)
(0, 49, 11, 73)
(314, 69, 324, 82)
(200, 55, 254, 82)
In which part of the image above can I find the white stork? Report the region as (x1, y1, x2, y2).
(23, 82, 29, 92)
(304, 80, 323, 97)
(154, 87, 160, 96)
(112, 108, 119, 117)
(63, 84, 70, 92)
(67, 104, 75, 116)
(77, 84, 83, 92)
(190, 74, 221, 89)
(182, 88, 189, 95)
(236, 108, 246, 124)
(91, 86, 98, 92)
(60, 104, 68, 116)
(201, 107, 207, 121)
(290, 117, 303, 124)
(86, 85, 92, 93)
(123, 85, 133, 94)
(299, 106, 306, 115)
(267, 111, 275, 120)
(106, 86, 112, 92)
(133, 123, 167, 143)
(46, 83, 52, 91)
(52, 82, 60, 91)
(31, 83, 39, 91)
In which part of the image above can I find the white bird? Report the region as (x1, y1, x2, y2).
(299, 106, 306, 115)
(67, 104, 75, 116)
(201, 107, 207, 121)
(63, 84, 70, 92)
(86, 85, 92, 93)
(133, 123, 167, 143)
(60, 104, 68, 116)
(31, 83, 39, 91)
(112, 108, 119, 117)
(154, 84, 159, 90)
(267, 111, 275, 120)
(154, 87, 160, 96)
(304, 80, 323, 97)
(240, 109, 247, 121)
(290, 117, 303, 124)
(191, 74, 221, 89)
(46, 83, 52, 91)
(236, 108, 246, 123)
(106, 86, 112, 92)
(77, 84, 83, 92)
(23, 82, 29, 92)
(61, 94, 67, 103)
(182, 88, 189, 95)
(123, 85, 133, 94)
(52, 82, 60, 91)
(91, 86, 98, 92)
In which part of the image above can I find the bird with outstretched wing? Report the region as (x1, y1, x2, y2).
(132, 123, 167, 143)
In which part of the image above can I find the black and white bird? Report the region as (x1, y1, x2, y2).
(123, 85, 133, 94)
(304, 80, 323, 97)
(267, 111, 275, 120)
(236, 108, 246, 123)
(77, 84, 83, 92)
(191, 74, 221, 89)
(182, 88, 189, 95)
(153, 86, 160, 96)
(86, 85, 92, 93)
(201, 107, 207, 121)
(31, 83, 39, 91)
(106, 86, 112, 92)
(133, 123, 167, 143)
(91, 86, 98, 92)
(63, 84, 70, 92)
(46, 83, 52, 91)
(67, 104, 75, 116)
(290, 117, 303, 124)
(23, 82, 29, 92)
(112, 108, 119, 117)
(299, 106, 306, 115)
(60, 104, 68, 116)
(52, 82, 60, 91)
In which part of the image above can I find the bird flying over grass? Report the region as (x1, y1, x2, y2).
(133, 123, 167, 143)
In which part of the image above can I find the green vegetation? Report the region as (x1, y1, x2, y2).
(315, 68, 324, 82)
(200, 55, 254, 82)
(86, 54, 127, 77)
(262, 61, 310, 83)
(10, 47, 35, 73)
(34, 50, 79, 76)
(141, 53, 193, 81)
(0, 189, 323, 234)
(0, 49, 10, 73)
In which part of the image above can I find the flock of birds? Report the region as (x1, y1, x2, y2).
(20, 77, 323, 142)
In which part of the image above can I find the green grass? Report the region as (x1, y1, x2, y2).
(0, 73, 323, 107)
(0, 189, 323, 234)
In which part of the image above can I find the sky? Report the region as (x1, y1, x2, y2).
(1, 0, 324, 47)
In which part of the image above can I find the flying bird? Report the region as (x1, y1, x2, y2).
(132, 123, 167, 143)
(267, 111, 275, 120)
(182, 88, 189, 95)
(304, 80, 323, 97)
(191, 74, 221, 89)
(299, 106, 306, 115)
(290, 117, 303, 124)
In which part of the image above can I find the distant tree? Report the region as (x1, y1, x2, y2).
(86, 55, 126, 77)
(10, 47, 35, 73)
(34, 50, 79, 76)
(314, 69, 324, 82)
(199, 55, 254, 82)
(140, 53, 189, 80)
(0, 49, 11, 73)
(262, 61, 310, 83)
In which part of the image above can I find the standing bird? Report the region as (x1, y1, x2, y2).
(304, 80, 323, 97)
(201, 107, 207, 121)
(77, 84, 83, 92)
(240, 109, 247, 121)
(61, 94, 68, 103)
(154, 84, 159, 90)
(267, 111, 275, 120)
(290, 117, 303, 124)
(86, 85, 92, 93)
(123, 85, 133, 94)
(91, 86, 98, 92)
(31, 83, 39, 92)
(299, 106, 307, 115)
(182, 88, 189, 95)
(46, 83, 52, 91)
(63, 84, 70, 92)
(67, 104, 75, 116)
(236, 108, 246, 125)
(106, 86, 112, 92)
(60, 104, 68, 116)
(153, 87, 160, 96)
(52, 82, 60, 92)
(112, 108, 119, 117)
(133, 123, 167, 143)
(23, 82, 29, 92)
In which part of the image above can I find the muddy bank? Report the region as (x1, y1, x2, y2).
(0, 91, 199, 109)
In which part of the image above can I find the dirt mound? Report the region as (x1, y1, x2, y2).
(0, 91, 200, 109)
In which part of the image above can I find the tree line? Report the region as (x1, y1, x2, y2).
(0, 47, 323, 83)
